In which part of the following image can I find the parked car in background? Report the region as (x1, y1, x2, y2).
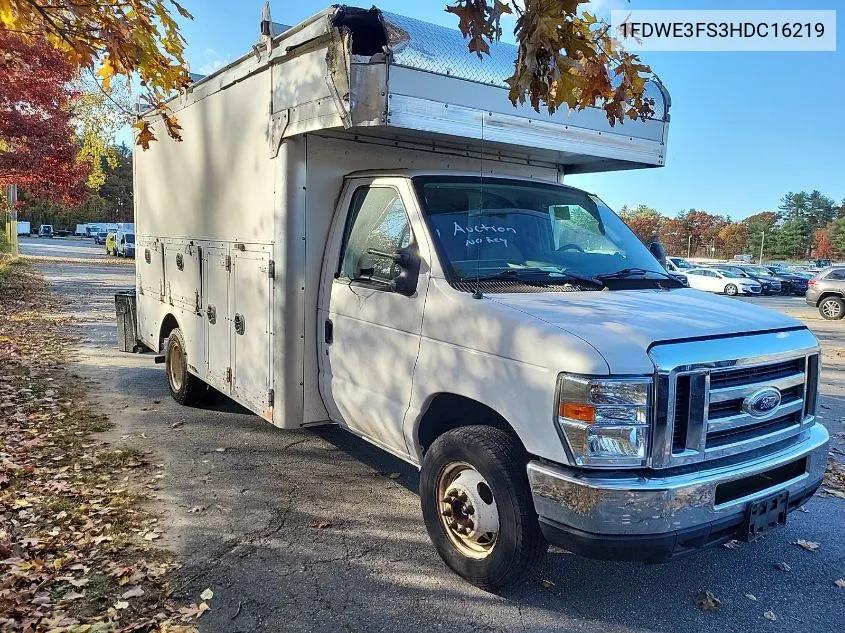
(806, 267, 845, 319)
(666, 256, 695, 274)
(105, 232, 118, 255)
(94, 231, 109, 245)
(763, 266, 809, 295)
(117, 231, 135, 258)
(38, 225, 54, 238)
(704, 263, 780, 295)
(667, 271, 689, 286)
(685, 268, 762, 295)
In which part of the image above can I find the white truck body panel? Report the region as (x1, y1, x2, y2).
(17, 221, 31, 236)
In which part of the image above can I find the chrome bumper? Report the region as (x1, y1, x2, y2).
(527, 423, 829, 537)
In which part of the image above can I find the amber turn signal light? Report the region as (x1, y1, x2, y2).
(559, 402, 596, 422)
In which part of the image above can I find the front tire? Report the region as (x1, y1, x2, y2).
(420, 426, 547, 591)
(165, 328, 207, 405)
(819, 296, 845, 320)
(725, 284, 739, 296)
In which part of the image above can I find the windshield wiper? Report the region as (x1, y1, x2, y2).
(597, 268, 673, 280)
(465, 268, 603, 287)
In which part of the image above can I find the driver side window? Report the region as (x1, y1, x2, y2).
(339, 186, 411, 282)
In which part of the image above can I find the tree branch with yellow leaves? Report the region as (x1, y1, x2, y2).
(0, 0, 194, 149)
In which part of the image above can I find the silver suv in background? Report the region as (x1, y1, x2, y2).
(806, 267, 845, 319)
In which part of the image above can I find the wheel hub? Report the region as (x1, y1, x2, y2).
(437, 464, 499, 559)
(169, 341, 183, 391)
(823, 300, 841, 318)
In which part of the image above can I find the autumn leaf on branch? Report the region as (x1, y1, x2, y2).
(445, 0, 657, 126)
(0, 0, 195, 148)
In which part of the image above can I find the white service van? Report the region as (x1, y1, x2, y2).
(134, 6, 828, 589)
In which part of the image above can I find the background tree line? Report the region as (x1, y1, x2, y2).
(620, 190, 845, 261)
(18, 144, 134, 230)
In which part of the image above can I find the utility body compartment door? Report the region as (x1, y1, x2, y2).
(164, 241, 202, 313)
(231, 245, 274, 420)
(202, 244, 231, 394)
(138, 238, 165, 302)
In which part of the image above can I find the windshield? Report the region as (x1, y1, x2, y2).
(670, 257, 694, 269)
(126, 234, 135, 244)
(413, 177, 665, 281)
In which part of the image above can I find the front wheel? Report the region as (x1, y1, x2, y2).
(819, 296, 845, 320)
(165, 328, 207, 405)
(725, 284, 739, 296)
(420, 426, 547, 591)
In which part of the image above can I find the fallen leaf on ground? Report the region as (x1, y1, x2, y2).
(695, 590, 723, 612)
(763, 611, 777, 621)
(745, 593, 757, 601)
(200, 588, 214, 601)
(722, 539, 742, 550)
(835, 578, 845, 588)
(794, 539, 820, 552)
(143, 531, 161, 541)
(214, 447, 226, 452)
(312, 521, 332, 529)
(541, 579, 555, 588)
(189, 505, 207, 513)
(114, 600, 130, 610)
(774, 562, 792, 572)
(121, 586, 145, 599)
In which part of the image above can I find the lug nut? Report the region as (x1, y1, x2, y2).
(465, 505, 475, 515)
(441, 508, 453, 518)
(458, 492, 468, 502)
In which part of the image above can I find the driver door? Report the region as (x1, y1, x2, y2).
(318, 179, 430, 456)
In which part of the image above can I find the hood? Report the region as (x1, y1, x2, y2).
(487, 288, 804, 374)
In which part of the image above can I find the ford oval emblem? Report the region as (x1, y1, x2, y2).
(742, 387, 782, 418)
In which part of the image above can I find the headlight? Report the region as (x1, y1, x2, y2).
(556, 375, 652, 467)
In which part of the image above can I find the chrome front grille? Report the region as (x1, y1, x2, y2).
(649, 330, 821, 469)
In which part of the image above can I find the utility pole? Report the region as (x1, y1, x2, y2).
(687, 234, 692, 258)
(759, 231, 765, 265)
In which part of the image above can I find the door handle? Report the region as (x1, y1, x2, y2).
(234, 313, 245, 335)
(206, 304, 217, 324)
(324, 319, 333, 345)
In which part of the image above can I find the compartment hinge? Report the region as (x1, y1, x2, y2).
(225, 367, 232, 383)
(267, 389, 274, 407)
(225, 255, 231, 271)
(267, 259, 275, 279)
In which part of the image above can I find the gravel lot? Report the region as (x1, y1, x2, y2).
(20, 238, 845, 633)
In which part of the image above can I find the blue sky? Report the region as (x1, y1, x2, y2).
(160, 0, 843, 220)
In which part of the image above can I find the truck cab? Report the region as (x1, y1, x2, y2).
(133, 5, 829, 591)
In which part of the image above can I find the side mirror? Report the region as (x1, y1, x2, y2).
(649, 241, 667, 268)
(366, 245, 421, 297)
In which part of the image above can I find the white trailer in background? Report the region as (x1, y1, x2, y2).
(17, 221, 31, 236)
(134, 5, 826, 590)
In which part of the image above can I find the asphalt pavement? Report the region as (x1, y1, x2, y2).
(19, 240, 845, 633)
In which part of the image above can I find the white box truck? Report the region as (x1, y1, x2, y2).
(134, 6, 828, 589)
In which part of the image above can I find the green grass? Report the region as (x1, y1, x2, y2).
(96, 446, 145, 469)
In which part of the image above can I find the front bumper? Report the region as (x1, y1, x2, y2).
(527, 423, 829, 562)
